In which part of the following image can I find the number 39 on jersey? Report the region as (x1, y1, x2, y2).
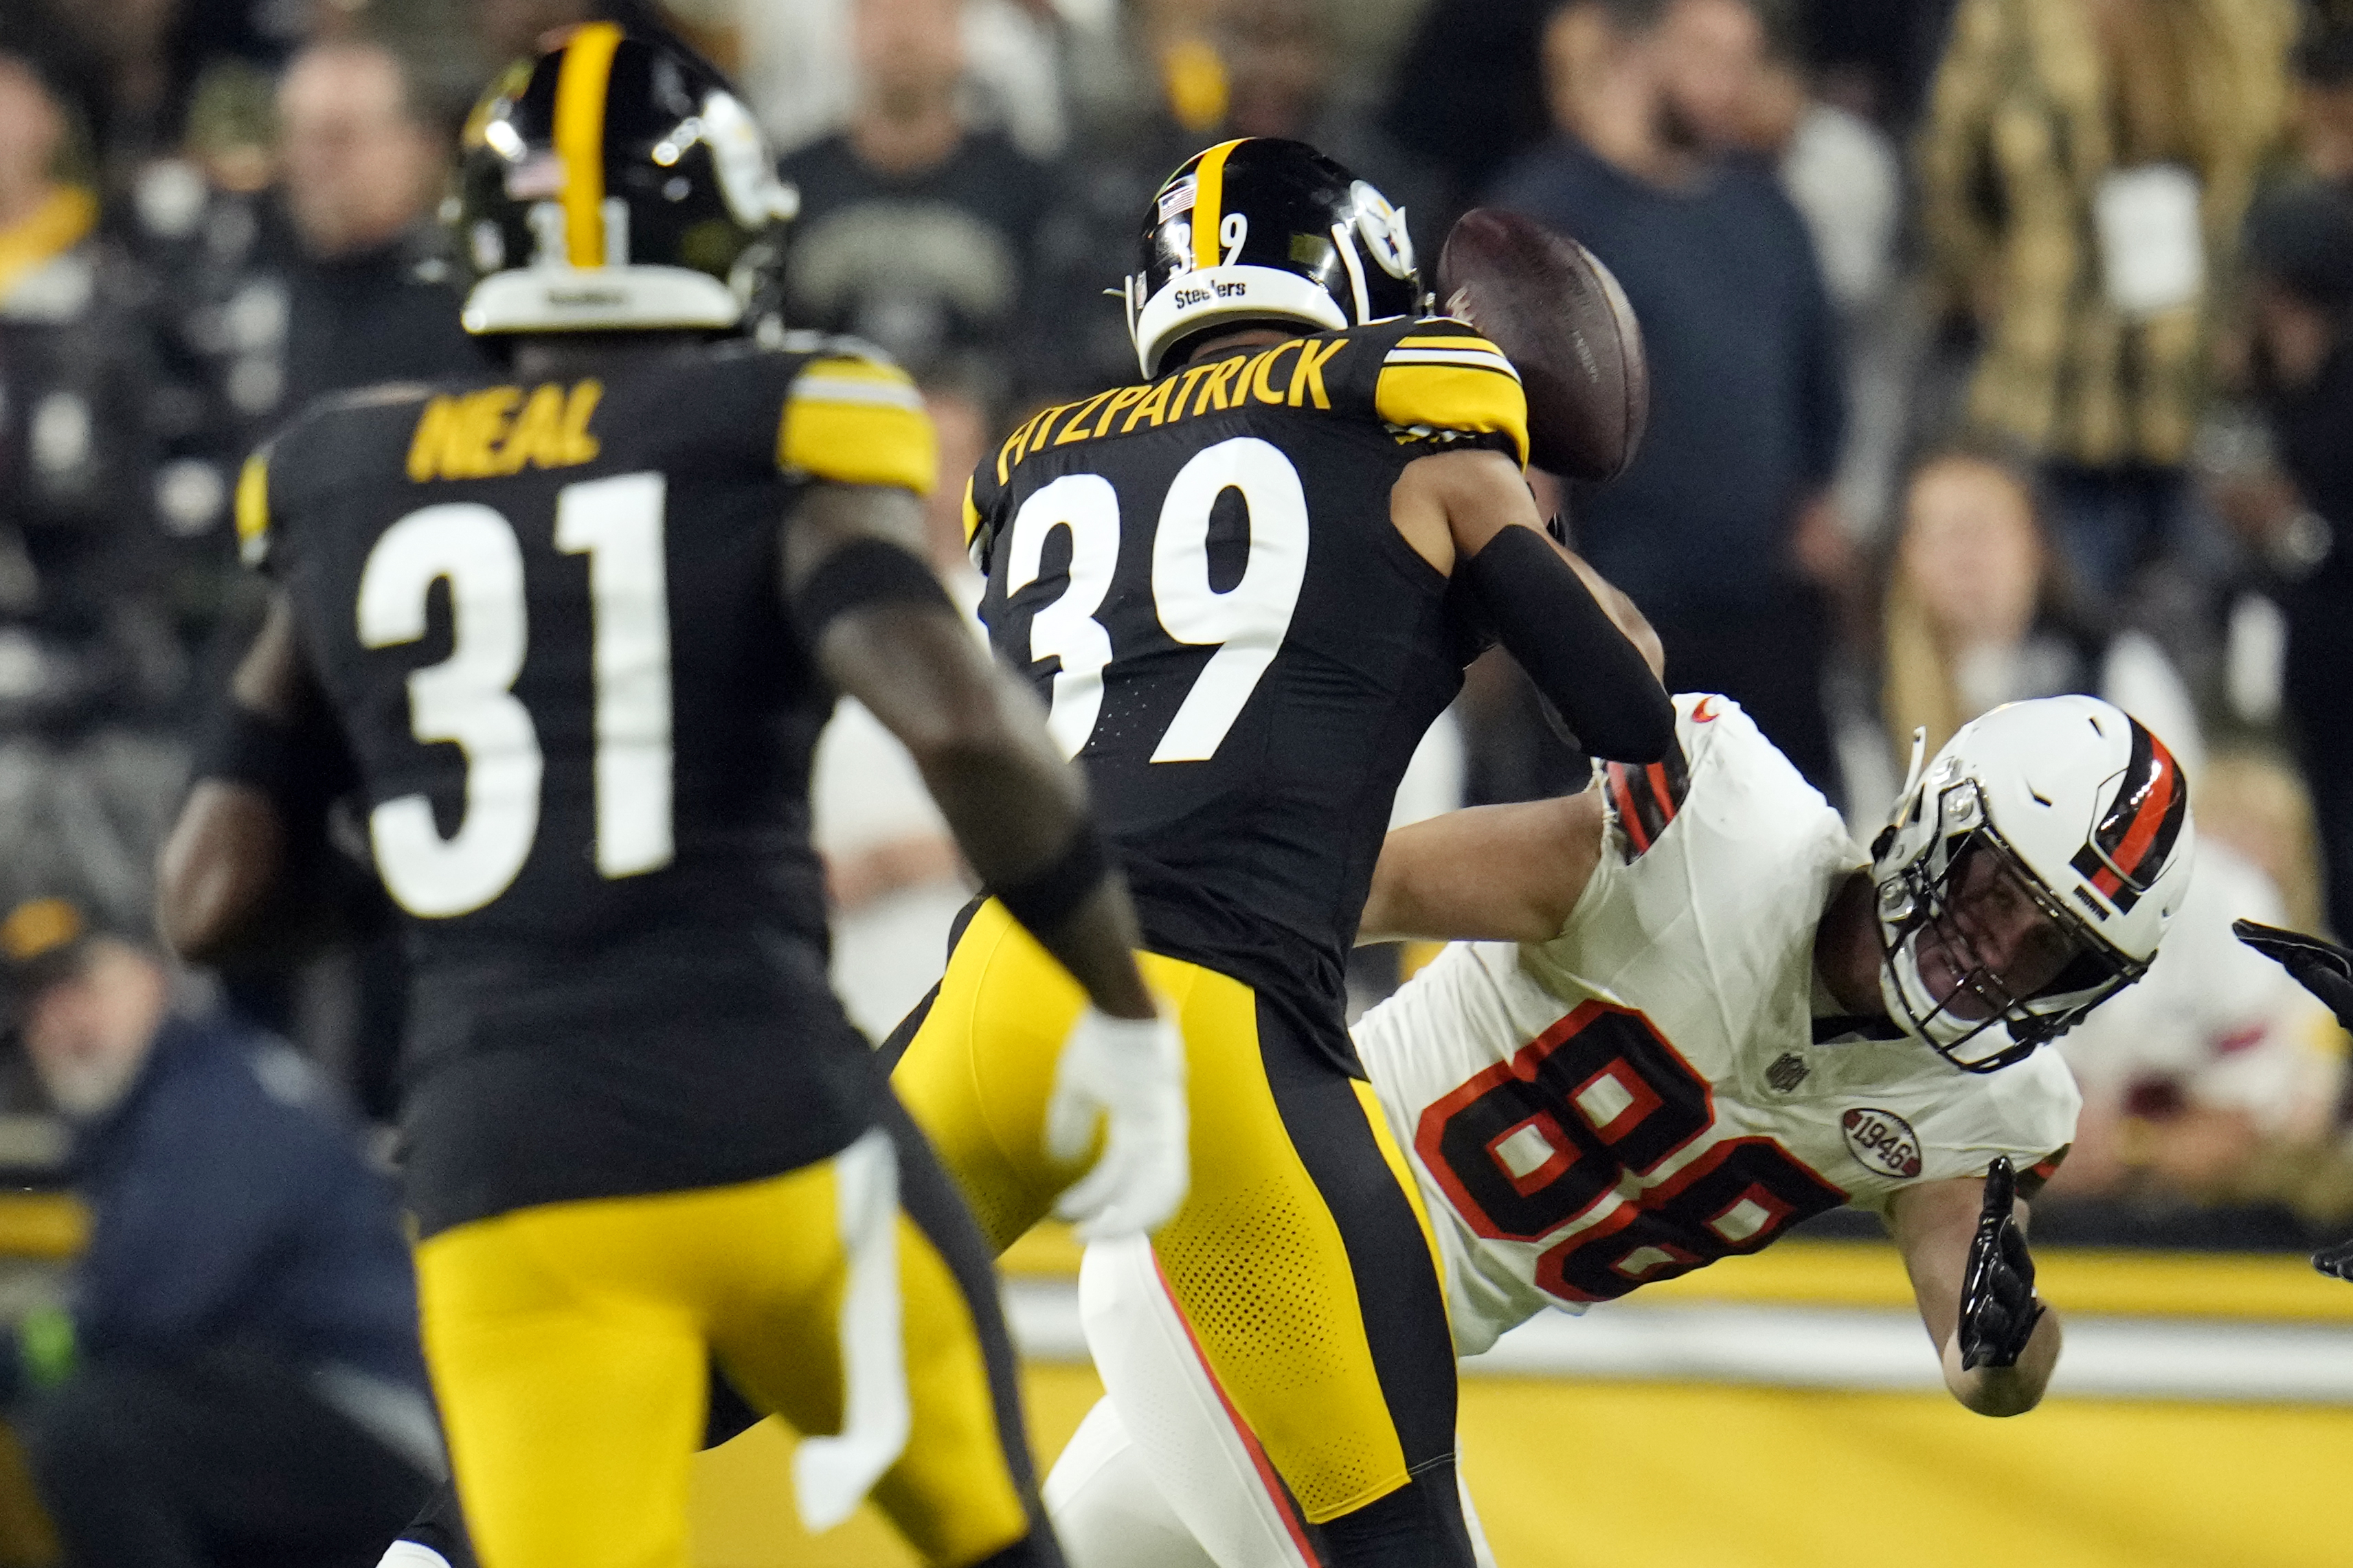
(1004, 435, 1308, 763)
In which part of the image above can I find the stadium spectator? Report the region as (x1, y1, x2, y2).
(1191, 0, 1443, 254)
(130, 63, 293, 563)
(741, 0, 1070, 161)
(130, 37, 480, 543)
(1741, 28, 1898, 322)
(1918, 0, 2298, 601)
(1488, 0, 1848, 795)
(2199, 750, 2330, 944)
(2240, 178, 2353, 936)
(0, 896, 438, 1568)
(272, 38, 480, 415)
(2293, 21, 2353, 188)
(0, 49, 189, 933)
(2048, 834, 2344, 1207)
(1739, 22, 1909, 576)
(1880, 447, 2202, 776)
(1373, 0, 1551, 222)
(778, 0, 1059, 398)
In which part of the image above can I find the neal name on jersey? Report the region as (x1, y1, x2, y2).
(1356, 694, 2081, 1354)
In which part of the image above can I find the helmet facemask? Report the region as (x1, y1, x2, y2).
(1874, 779, 2145, 1072)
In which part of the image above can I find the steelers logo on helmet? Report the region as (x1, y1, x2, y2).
(1869, 696, 2193, 1073)
(451, 23, 796, 335)
(1126, 138, 1427, 378)
(1351, 180, 1415, 282)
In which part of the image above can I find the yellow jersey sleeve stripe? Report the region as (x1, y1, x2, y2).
(1396, 331, 1505, 350)
(791, 374, 925, 412)
(554, 22, 624, 268)
(960, 475, 983, 549)
(1382, 346, 1521, 378)
(235, 453, 271, 568)
(1190, 139, 1244, 270)
(780, 356, 938, 495)
(1374, 362, 1531, 468)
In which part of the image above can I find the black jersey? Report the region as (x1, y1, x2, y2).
(967, 315, 1528, 1054)
(238, 339, 937, 1234)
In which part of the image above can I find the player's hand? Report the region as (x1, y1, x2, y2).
(1957, 1157, 2045, 1371)
(2232, 924, 2353, 1282)
(1045, 1006, 1189, 1242)
(2233, 920, 2353, 1031)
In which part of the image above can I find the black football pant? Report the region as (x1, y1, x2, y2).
(21, 1347, 434, 1568)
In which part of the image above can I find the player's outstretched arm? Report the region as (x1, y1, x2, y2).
(1391, 448, 1673, 762)
(1360, 790, 1607, 946)
(783, 482, 1187, 1239)
(1887, 1167, 2062, 1416)
(157, 593, 345, 966)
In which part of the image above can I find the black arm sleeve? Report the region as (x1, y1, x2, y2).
(1454, 525, 1674, 764)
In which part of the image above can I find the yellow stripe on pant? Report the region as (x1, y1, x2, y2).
(892, 897, 1450, 1523)
(415, 1152, 1029, 1568)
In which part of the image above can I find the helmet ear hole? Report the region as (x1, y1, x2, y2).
(1870, 824, 1897, 861)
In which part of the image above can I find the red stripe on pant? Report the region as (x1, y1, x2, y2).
(1149, 1251, 1325, 1568)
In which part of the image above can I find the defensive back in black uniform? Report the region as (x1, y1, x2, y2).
(247, 343, 939, 1230)
(160, 25, 1186, 1568)
(969, 310, 1509, 1030)
(892, 138, 1672, 1568)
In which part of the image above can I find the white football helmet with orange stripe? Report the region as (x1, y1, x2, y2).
(1872, 696, 2194, 1071)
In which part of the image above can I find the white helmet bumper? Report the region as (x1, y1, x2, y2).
(462, 265, 747, 334)
(1125, 264, 1349, 378)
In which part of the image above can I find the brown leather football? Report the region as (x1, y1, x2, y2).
(1435, 207, 1649, 481)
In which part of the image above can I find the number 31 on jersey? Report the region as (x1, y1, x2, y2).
(357, 472, 673, 919)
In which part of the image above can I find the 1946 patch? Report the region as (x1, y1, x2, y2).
(1841, 1107, 1923, 1179)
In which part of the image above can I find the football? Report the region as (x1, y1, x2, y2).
(1436, 207, 1649, 481)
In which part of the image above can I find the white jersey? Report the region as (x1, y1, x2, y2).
(1356, 694, 2082, 1354)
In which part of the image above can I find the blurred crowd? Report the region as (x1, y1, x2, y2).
(0, 0, 2347, 1260)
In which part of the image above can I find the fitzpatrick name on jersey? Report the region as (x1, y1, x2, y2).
(1354, 694, 2082, 1354)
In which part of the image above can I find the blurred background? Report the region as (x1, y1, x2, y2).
(0, 0, 2348, 1563)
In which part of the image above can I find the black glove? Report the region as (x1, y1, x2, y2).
(2236, 923, 2353, 1282)
(1958, 1157, 2045, 1371)
(2233, 920, 2353, 1031)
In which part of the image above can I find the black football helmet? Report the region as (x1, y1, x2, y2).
(1126, 138, 1424, 378)
(450, 23, 798, 334)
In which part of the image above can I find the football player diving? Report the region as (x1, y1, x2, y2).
(154, 27, 1188, 1568)
(1044, 692, 2195, 1568)
(887, 137, 1677, 1568)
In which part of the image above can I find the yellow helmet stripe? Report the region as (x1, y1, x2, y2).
(555, 22, 625, 268)
(235, 453, 271, 566)
(1190, 139, 1246, 272)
